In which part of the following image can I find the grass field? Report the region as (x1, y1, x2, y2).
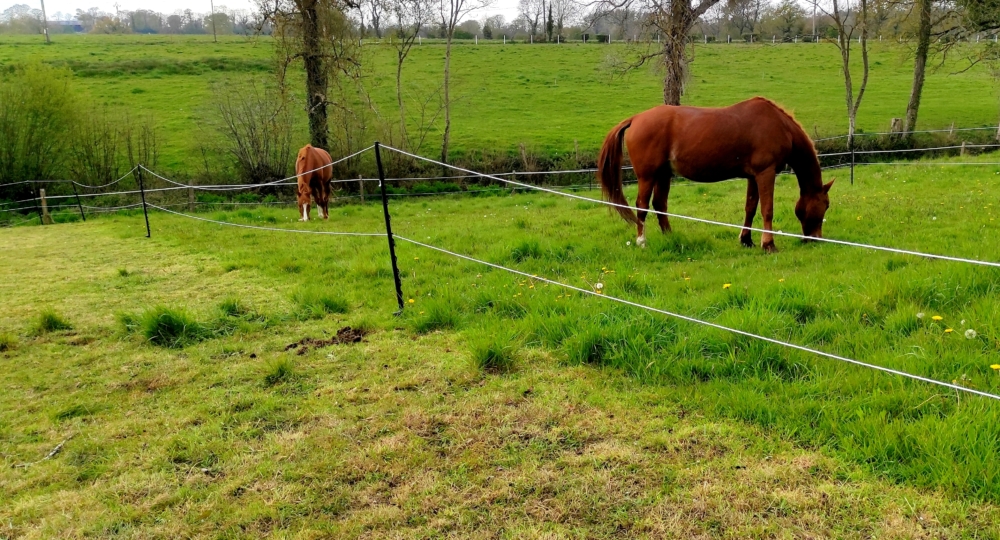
(1, 34, 998, 174)
(3, 153, 1000, 536)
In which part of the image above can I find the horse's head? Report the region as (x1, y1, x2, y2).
(795, 179, 834, 239)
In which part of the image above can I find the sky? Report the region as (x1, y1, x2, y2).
(6, 0, 522, 22)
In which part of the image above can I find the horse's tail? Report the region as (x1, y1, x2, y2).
(597, 116, 637, 224)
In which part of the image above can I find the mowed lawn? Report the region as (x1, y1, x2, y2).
(1, 34, 997, 173)
(2, 154, 1000, 537)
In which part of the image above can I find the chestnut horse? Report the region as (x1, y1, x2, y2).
(597, 97, 834, 252)
(295, 144, 334, 221)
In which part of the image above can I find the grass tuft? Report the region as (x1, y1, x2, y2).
(413, 300, 461, 333)
(33, 309, 73, 334)
(263, 358, 295, 386)
(0, 332, 16, 352)
(469, 331, 520, 373)
(292, 286, 350, 319)
(130, 306, 208, 348)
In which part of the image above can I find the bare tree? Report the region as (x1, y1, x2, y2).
(257, 0, 361, 150)
(212, 78, 293, 184)
(439, 0, 492, 165)
(551, 0, 581, 36)
(725, 0, 763, 36)
(823, 0, 870, 148)
(388, 0, 432, 148)
(594, 0, 724, 105)
(904, 0, 931, 132)
(518, 0, 544, 36)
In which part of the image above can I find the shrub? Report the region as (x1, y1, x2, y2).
(34, 309, 73, 334)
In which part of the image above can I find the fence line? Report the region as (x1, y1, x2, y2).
(381, 144, 1000, 269)
(148, 204, 384, 237)
(395, 235, 1000, 402)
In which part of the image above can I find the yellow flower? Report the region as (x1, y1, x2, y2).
(408, 298, 415, 304)
(779, 278, 785, 282)
(414, 257, 419, 260)
(684, 277, 691, 281)
(723, 283, 731, 289)
(990, 364, 1000, 370)
(932, 315, 943, 321)
(945, 328, 953, 333)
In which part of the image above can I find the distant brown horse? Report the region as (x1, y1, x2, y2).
(296, 144, 334, 221)
(598, 97, 834, 252)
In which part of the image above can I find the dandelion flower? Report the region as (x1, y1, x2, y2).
(945, 328, 953, 333)
(684, 277, 691, 281)
(916, 312, 925, 319)
(626, 241, 631, 246)
(779, 278, 785, 283)
(408, 298, 415, 304)
(961, 319, 966, 326)
(594, 283, 604, 291)
(414, 257, 419, 260)
(965, 329, 977, 339)
(932, 315, 943, 321)
(723, 283, 731, 289)
(991, 364, 1000, 370)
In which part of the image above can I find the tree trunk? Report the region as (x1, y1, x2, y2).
(302, 0, 328, 150)
(397, 55, 407, 148)
(904, 0, 931, 134)
(662, 1, 694, 105)
(441, 33, 452, 164)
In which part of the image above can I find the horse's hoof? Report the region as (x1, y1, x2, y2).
(637, 235, 647, 248)
(740, 236, 754, 248)
(762, 242, 778, 253)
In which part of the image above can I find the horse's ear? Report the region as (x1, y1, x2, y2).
(823, 178, 835, 193)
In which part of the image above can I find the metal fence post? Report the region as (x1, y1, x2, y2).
(70, 181, 86, 222)
(374, 143, 405, 314)
(135, 165, 151, 238)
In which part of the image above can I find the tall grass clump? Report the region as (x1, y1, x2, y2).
(468, 330, 520, 374)
(0, 332, 16, 352)
(292, 286, 350, 319)
(263, 358, 295, 386)
(412, 299, 461, 333)
(123, 306, 208, 348)
(33, 309, 73, 334)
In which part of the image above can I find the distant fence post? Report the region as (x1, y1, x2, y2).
(70, 181, 86, 222)
(135, 166, 151, 238)
(39, 188, 53, 225)
(359, 174, 365, 203)
(188, 184, 195, 212)
(30, 181, 44, 224)
(849, 134, 855, 186)
(374, 142, 405, 315)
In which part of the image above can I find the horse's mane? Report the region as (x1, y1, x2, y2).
(753, 97, 817, 156)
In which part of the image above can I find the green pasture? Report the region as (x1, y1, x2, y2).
(1, 33, 998, 174)
(3, 153, 1000, 536)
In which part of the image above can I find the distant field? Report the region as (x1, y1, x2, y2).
(3, 153, 1000, 535)
(1, 34, 998, 173)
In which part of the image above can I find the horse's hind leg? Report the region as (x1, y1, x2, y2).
(635, 178, 655, 247)
(755, 168, 778, 253)
(297, 186, 311, 222)
(740, 178, 760, 247)
(651, 177, 672, 233)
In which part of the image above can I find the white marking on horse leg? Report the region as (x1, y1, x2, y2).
(301, 204, 309, 221)
(637, 234, 647, 248)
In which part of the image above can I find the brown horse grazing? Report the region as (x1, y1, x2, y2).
(597, 97, 834, 252)
(295, 144, 334, 221)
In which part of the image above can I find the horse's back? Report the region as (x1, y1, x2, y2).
(626, 98, 799, 182)
(296, 145, 334, 181)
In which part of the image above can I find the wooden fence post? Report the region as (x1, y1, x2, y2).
(359, 175, 365, 203)
(188, 185, 195, 211)
(39, 188, 53, 224)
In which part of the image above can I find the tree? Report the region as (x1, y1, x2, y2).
(761, 0, 805, 39)
(904, 0, 932, 133)
(551, 0, 579, 37)
(387, 0, 432, 149)
(518, 0, 544, 37)
(546, 1, 554, 39)
(823, 0, 870, 149)
(439, 0, 491, 165)
(724, 0, 763, 37)
(595, 0, 724, 105)
(259, 0, 361, 150)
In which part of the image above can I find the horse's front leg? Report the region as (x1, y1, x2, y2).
(652, 178, 672, 233)
(635, 179, 655, 247)
(755, 170, 777, 253)
(740, 178, 760, 247)
(297, 187, 311, 222)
